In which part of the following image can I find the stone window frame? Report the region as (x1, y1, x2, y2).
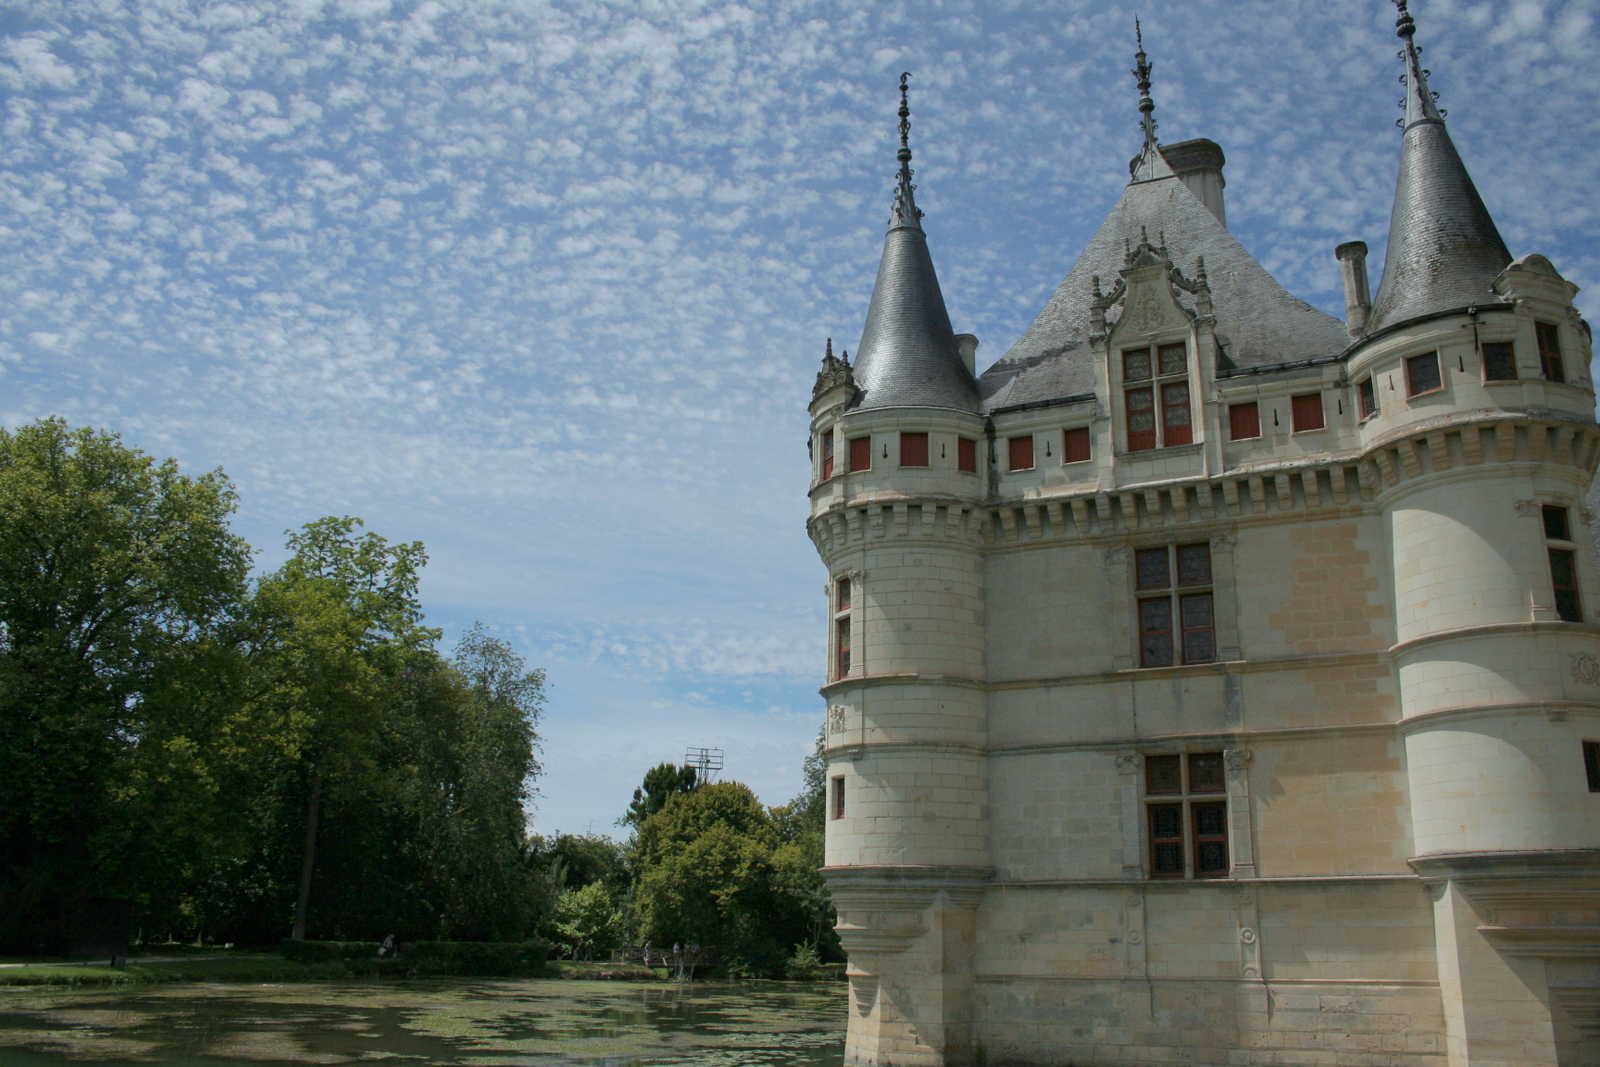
(1143, 752, 1230, 880)
(832, 576, 855, 680)
(1542, 504, 1583, 623)
(1120, 338, 1194, 452)
(1480, 338, 1518, 382)
(1405, 351, 1444, 398)
(1132, 542, 1217, 669)
(1356, 376, 1379, 420)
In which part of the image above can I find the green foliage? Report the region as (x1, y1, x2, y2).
(0, 419, 251, 952)
(537, 833, 627, 892)
(622, 762, 699, 827)
(552, 881, 624, 957)
(784, 941, 823, 980)
(279, 938, 550, 975)
(0, 420, 553, 951)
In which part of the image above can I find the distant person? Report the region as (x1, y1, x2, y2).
(379, 934, 397, 959)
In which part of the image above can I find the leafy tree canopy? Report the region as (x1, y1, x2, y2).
(622, 762, 698, 827)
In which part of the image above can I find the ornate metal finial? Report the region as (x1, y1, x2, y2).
(1132, 18, 1158, 153)
(1394, 0, 1416, 39)
(1392, 0, 1444, 127)
(890, 72, 924, 227)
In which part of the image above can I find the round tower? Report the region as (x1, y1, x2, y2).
(808, 74, 991, 1067)
(1356, 7, 1600, 1062)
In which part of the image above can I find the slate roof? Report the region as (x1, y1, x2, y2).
(1365, 28, 1510, 333)
(849, 178, 980, 413)
(979, 169, 1350, 414)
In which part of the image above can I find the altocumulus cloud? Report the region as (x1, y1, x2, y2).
(2, 0, 1596, 831)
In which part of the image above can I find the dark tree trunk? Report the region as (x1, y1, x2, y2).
(290, 764, 323, 941)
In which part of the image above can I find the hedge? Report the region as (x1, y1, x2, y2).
(280, 938, 551, 976)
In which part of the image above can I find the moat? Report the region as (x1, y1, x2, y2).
(0, 979, 847, 1065)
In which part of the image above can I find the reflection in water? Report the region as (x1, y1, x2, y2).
(0, 979, 846, 1065)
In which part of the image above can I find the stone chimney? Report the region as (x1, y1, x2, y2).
(955, 334, 979, 377)
(1160, 138, 1227, 227)
(1335, 241, 1372, 337)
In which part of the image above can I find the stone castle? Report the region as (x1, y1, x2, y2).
(806, 5, 1600, 1066)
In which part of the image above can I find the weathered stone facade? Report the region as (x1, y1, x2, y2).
(806, 11, 1600, 1067)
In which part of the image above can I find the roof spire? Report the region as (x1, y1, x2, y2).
(847, 72, 975, 412)
(1394, 0, 1444, 128)
(1127, 20, 1173, 182)
(1366, 0, 1510, 333)
(1133, 19, 1158, 154)
(890, 72, 923, 230)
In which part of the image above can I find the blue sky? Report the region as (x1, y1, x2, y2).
(3, 0, 1597, 837)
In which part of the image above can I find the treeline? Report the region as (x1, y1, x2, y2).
(538, 742, 838, 978)
(2, 419, 839, 976)
(0, 420, 547, 952)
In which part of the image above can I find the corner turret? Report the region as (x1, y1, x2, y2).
(1366, 0, 1511, 333)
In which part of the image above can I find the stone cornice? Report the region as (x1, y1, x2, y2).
(806, 414, 1600, 557)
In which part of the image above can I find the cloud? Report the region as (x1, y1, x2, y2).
(3, 0, 1596, 829)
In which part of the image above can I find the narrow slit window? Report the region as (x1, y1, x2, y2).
(821, 432, 835, 479)
(1537, 323, 1565, 384)
(1008, 435, 1035, 471)
(849, 436, 871, 472)
(1482, 342, 1517, 381)
(1585, 741, 1600, 792)
(836, 578, 851, 611)
(1544, 505, 1572, 542)
(1228, 402, 1260, 441)
(835, 616, 852, 677)
(1063, 427, 1092, 464)
(957, 437, 977, 473)
(1406, 352, 1442, 397)
(900, 432, 929, 467)
(1291, 393, 1325, 432)
(831, 776, 845, 820)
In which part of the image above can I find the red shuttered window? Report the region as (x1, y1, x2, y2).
(957, 436, 977, 472)
(849, 436, 871, 472)
(1062, 427, 1091, 464)
(1162, 381, 1192, 445)
(1291, 393, 1325, 432)
(1008, 435, 1034, 471)
(1228, 402, 1260, 440)
(900, 432, 928, 467)
(1126, 388, 1157, 452)
(1123, 343, 1190, 451)
(821, 432, 834, 479)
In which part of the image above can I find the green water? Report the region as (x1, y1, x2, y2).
(0, 979, 846, 1065)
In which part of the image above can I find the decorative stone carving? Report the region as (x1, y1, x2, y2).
(1514, 499, 1541, 517)
(1570, 653, 1600, 685)
(812, 338, 856, 401)
(828, 704, 850, 734)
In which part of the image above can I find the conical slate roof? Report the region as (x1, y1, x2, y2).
(1367, 3, 1510, 333)
(848, 78, 977, 413)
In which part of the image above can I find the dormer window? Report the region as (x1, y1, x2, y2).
(1124, 343, 1191, 451)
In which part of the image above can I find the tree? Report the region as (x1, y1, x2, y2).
(0, 419, 251, 951)
(552, 881, 623, 959)
(247, 516, 436, 940)
(622, 762, 698, 827)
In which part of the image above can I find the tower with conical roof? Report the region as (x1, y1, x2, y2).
(805, 8, 1597, 1065)
(808, 73, 991, 1065)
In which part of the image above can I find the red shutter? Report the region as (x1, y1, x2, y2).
(1008, 435, 1034, 471)
(1126, 388, 1156, 451)
(900, 432, 929, 467)
(1062, 427, 1091, 463)
(821, 433, 834, 479)
(957, 437, 977, 472)
(1291, 393, 1324, 432)
(849, 436, 871, 472)
(1228, 402, 1260, 440)
(1161, 382, 1192, 446)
